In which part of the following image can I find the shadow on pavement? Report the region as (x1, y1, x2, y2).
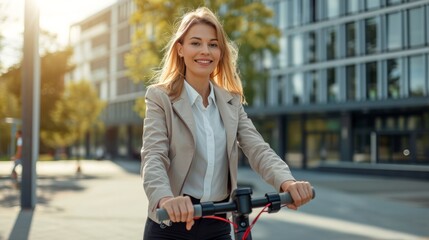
(0, 174, 110, 208)
(8, 209, 33, 240)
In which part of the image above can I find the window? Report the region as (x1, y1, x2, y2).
(387, 0, 402, 5)
(326, 27, 336, 60)
(346, 22, 356, 57)
(292, 0, 302, 27)
(279, 1, 288, 29)
(387, 58, 401, 99)
(346, 0, 359, 14)
(326, 0, 340, 19)
(409, 55, 425, 97)
(292, 34, 303, 65)
(366, 62, 377, 100)
(408, 7, 425, 47)
(117, 52, 127, 71)
(279, 34, 288, 68)
(366, 0, 381, 10)
(118, 27, 130, 46)
(292, 73, 304, 104)
(365, 18, 378, 54)
(327, 68, 338, 102)
(346, 65, 356, 101)
(308, 71, 318, 103)
(307, 32, 317, 63)
(309, 0, 318, 22)
(387, 12, 402, 50)
(277, 76, 284, 105)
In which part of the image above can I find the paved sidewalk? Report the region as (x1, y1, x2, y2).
(0, 159, 428, 240)
(0, 160, 147, 240)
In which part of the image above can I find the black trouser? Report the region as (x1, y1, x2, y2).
(143, 196, 232, 240)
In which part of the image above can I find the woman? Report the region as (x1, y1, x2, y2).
(141, 7, 313, 239)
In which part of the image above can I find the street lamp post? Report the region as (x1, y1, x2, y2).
(21, 0, 40, 209)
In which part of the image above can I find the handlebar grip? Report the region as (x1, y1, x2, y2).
(279, 188, 316, 204)
(156, 205, 203, 222)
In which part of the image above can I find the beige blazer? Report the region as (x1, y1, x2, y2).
(141, 83, 295, 222)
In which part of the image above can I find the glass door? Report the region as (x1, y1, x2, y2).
(378, 133, 411, 163)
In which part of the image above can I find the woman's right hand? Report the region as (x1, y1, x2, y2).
(159, 196, 195, 230)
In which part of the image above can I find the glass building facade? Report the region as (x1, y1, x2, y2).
(251, 0, 429, 171)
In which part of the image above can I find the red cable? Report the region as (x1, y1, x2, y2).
(202, 216, 238, 230)
(242, 203, 271, 240)
(201, 203, 286, 240)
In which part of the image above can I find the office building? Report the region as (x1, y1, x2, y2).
(67, 0, 142, 159)
(254, 0, 429, 176)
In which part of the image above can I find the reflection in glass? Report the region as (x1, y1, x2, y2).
(408, 7, 425, 47)
(292, 34, 303, 65)
(279, 36, 288, 68)
(326, 27, 336, 60)
(346, 65, 356, 101)
(279, 0, 288, 29)
(409, 55, 425, 97)
(307, 32, 317, 63)
(292, 0, 301, 27)
(387, 12, 402, 50)
(366, 0, 381, 10)
(387, 58, 401, 99)
(347, 0, 359, 14)
(416, 133, 429, 162)
(308, 71, 318, 103)
(327, 68, 338, 102)
(353, 133, 371, 163)
(388, 0, 402, 5)
(365, 18, 378, 54)
(327, 0, 340, 19)
(378, 134, 410, 163)
(292, 73, 304, 104)
(346, 22, 356, 57)
(366, 62, 377, 100)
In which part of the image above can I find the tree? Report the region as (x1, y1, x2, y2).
(41, 80, 106, 157)
(0, 46, 76, 154)
(125, 0, 280, 111)
(0, 81, 20, 156)
(0, 2, 8, 72)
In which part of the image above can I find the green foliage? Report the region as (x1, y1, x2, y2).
(0, 82, 20, 156)
(133, 98, 146, 119)
(41, 81, 106, 149)
(126, 0, 280, 116)
(0, 47, 104, 153)
(39, 48, 74, 132)
(0, 82, 20, 120)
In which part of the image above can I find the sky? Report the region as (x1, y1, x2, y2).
(0, 0, 117, 71)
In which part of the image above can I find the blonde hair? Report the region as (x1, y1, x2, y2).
(153, 7, 245, 103)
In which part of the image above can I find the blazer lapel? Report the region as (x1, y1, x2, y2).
(214, 85, 238, 159)
(172, 87, 197, 148)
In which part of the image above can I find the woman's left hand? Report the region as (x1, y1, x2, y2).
(280, 180, 313, 210)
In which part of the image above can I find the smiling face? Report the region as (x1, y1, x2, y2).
(177, 23, 221, 83)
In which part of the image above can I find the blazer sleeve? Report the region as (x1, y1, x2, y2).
(141, 86, 174, 212)
(236, 103, 295, 191)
